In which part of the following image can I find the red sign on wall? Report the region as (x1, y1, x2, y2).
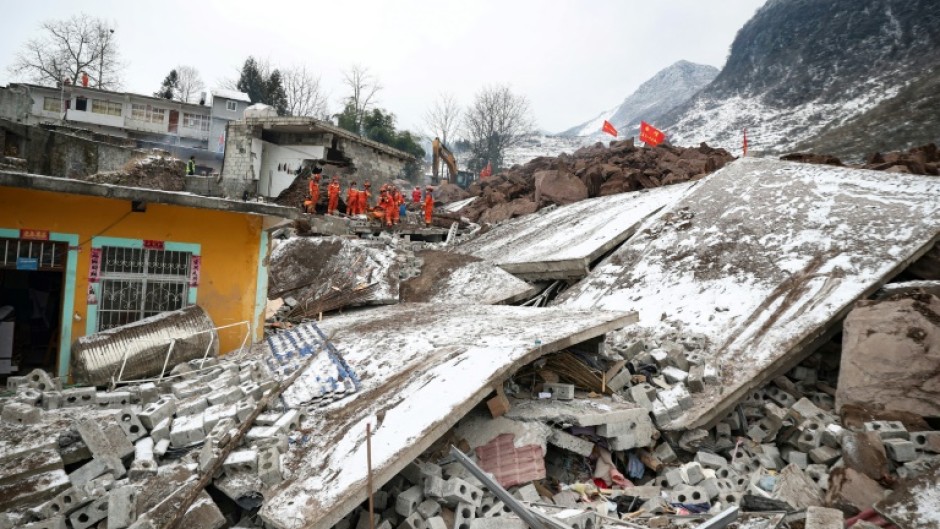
(88, 248, 102, 283)
(20, 229, 49, 241)
(189, 255, 201, 287)
(143, 239, 165, 250)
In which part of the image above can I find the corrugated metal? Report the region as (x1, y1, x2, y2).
(72, 305, 218, 386)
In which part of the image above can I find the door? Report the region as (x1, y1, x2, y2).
(168, 110, 179, 134)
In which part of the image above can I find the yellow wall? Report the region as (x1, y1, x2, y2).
(0, 186, 266, 363)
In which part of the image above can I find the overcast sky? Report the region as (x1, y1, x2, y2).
(0, 0, 767, 134)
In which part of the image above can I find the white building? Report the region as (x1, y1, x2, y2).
(0, 83, 251, 174)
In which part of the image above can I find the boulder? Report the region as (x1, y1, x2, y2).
(533, 170, 588, 206)
(825, 467, 886, 516)
(840, 431, 889, 482)
(836, 294, 940, 418)
(434, 183, 470, 204)
(478, 198, 538, 224)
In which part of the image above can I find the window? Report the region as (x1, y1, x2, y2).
(96, 246, 192, 331)
(182, 112, 211, 132)
(43, 97, 62, 112)
(130, 103, 166, 124)
(75, 97, 88, 111)
(91, 99, 122, 117)
(226, 100, 237, 112)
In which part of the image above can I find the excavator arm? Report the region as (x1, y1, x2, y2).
(432, 137, 459, 183)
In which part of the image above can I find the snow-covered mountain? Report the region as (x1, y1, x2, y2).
(661, 0, 940, 158)
(560, 61, 718, 138)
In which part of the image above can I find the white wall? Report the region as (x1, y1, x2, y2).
(258, 142, 325, 197)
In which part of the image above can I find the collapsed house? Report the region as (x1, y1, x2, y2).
(1, 154, 939, 529)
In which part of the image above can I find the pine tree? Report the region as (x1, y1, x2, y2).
(264, 70, 289, 116)
(236, 58, 266, 104)
(155, 69, 179, 99)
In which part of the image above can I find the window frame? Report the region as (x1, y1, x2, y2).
(182, 112, 211, 132)
(226, 100, 238, 112)
(91, 99, 123, 117)
(43, 96, 62, 112)
(130, 103, 167, 124)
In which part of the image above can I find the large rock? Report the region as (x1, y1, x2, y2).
(434, 183, 470, 204)
(824, 467, 886, 516)
(534, 170, 588, 206)
(840, 431, 889, 482)
(836, 294, 940, 417)
(478, 198, 538, 224)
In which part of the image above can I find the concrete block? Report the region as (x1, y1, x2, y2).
(701, 477, 720, 499)
(864, 421, 908, 440)
(821, 424, 844, 448)
(549, 428, 594, 457)
(453, 501, 475, 529)
(787, 398, 828, 424)
(555, 510, 596, 529)
(396, 485, 424, 517)
(137, 383, 158, 404)
(417, 499, 441, 519)
(442, 477, 483, 507)
(273, 409, 302, 433)
(42, 391, 62, 410)
(883, 438, 917, 462)
(399, 512, 426, 529)
(374, 490, 390, 511)
(116, 409, 146, 442)
(95, 391, 132, 409)
(671, 485, 708, 504)
(911, 431, 940, 453)
(663, 468, 683, 488)
(169, 414, 205, 448)
(687, 365, 705, 393)
(651, 399, 671, 424)
(694, 451, 727, 469)
(153, 439, 170, 458)
(607, 368, 632, 392)
(176, 396, 208, 416)
(423, 475, 446, 500)
(783, 448, 809, 469)
(809, 445, 841, 465)
(512, 483, 540, 504)
(239, 380, 263, 400)
(69, 456, 125, 487)
(796, 428, 823, 452)
(805, 465, 829, 491)
(107, 485, 138, 529)
(236, 397, 256, 422)
(208, 385, 244, 406)
(258, 447, 281, 487)
(20, 516, 67, 529)
(224, 449, 259, 474)
(541, 383, 574, 400)
(629, 384, 655, 411)
(681, 462, 705, 485)
(661, 366, 688, 384)
(68, 495, 109, 529)
(653, 442, 677, 464)
(426, 517, 447, 529)
(1, 401, 39, 424)
(805, 506, 843, 529)
(138, 395, 176, 430)
(40, 486, 92, 518)
(203, 403, 237, 431)
(24, 369, 57, 391)
(679, 429, 710, 452)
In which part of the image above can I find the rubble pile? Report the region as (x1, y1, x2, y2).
(457, 140, 734, 224)
(83, 153, 187, 191)
(0, 352, 316, 529)
(781, 142, 940, 175)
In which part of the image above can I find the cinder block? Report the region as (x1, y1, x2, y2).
(203, 404, 237, 432)
(68, 495, 109, 529)
(661, 366, 688, 384)
(138, 395, 176, 430)
(417, 498, 441, 519)
(116, 409, 146, 442)
(257, 447, 281, 487)
(629, 384, 655, 411)
(24, 369, 57, 392)
(42, 392, 62, 410)
(911, 431, 940, 453)
(653, 442, 677, 464)
(169, 414, 205, 448)
(694, 451, 727, 469)
(69, 456, 125, 487)
(426, 517, 447, 529)
(796, 428, 823, 452)
(76, 419, 132, 460)
(107, 485, 138, 529)
(396, 485, 424, 517)
(398, 513, 425, 529)
(607, 368, 632, 392)
(663, 468, 683, 488)
(700, 478, 720, 499)
(671, 485, 708, 504)
(512, 483, 540, 504)
(95, 391, 132, 409)
(223, 449, 259, 474)
(864, 421, 908, 440)
(236, 397, 256, 422)
(681, 462, 705, 485)
(1, 401, 39, 424)
(20, 516, 67, 529)
(884, 438, 917, 462)
(442, 477, 483, 507)
(687, 366, 705, 393)
(783, 448, 809, 469)
(207, 386, 244, 407)
(176, 396, 208, 417)
(809, 445, 840, 465)
(40, 486, 92, 518)
(541, 383, 574, 400)
(787, 398, 828, 424)
(453, 501, 475, 529)
(273, 409, 302, 433)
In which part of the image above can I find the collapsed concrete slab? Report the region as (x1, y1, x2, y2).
(876, 463, 940, 529)
(556, 158, 940, 431)
(454, 184, 692, 281)
(268, 236, 399, 316)
(400, 250, 538, 305)
(258, 303, 636, 529)
(837, 294, 940, 418)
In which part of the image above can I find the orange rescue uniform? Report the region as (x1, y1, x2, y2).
(346, 187, 359, 215)
(305, 178, 320, 213)
(424, 192, 434, 226)
(327, 181, 340, 214)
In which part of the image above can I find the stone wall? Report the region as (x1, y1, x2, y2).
(0, 85, 32, 123)
(219, 122, 260, 198)
(184, 176, 225, 197)
(338, 137, 409, 183)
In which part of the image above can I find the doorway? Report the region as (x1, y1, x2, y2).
(0, 238, 67, 379)
(168, 110, 179, 134)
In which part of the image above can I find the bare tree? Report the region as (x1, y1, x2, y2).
(423, 92, 462, 146)
(463, 85, 534, 172)
(341, 64, 382, 132)
(283, 65, 329, 118)
(175, 65, 205, 103)
(8, 13, 124, 89)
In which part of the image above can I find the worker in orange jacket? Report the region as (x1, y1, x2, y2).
(424, 186, 434, 227)
(327, 176, 340, 215)
(346, 181, 359, 215)
(412, 186, 421, 204)
(390, 186, 402, 224)
(378, 187, 393, 227)
(304, 173, 321, 213)
(361, 181, 372, 212)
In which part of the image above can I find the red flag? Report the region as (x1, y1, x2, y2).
(480, 162, 492, 179)
(743, 129, 748, 157)
(639, 121, 665, 146)
(601, 120, 618, 137)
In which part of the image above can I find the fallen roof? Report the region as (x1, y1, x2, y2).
(0, 171, 302, 221)
(400, 250, 538, 305)
(241, 115, 416, 161)
(454, 183, 693, 280)
(258, 303, 636, 529)
(555, 157, 940, 431)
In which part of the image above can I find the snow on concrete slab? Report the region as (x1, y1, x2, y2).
(454, 183, 693, 280)
(258, 303, 636, 529)
(268, 236, 399, 312)
(442, 196, 477, 213)
(401, 250, 538, 305)
(556, 157, 940, 431)
(876, 463, 940, 529)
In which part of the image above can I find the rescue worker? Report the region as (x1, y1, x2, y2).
(378, 188, 393, 228)
(390, 186, 402, 225)
(304, 173, 321, 214)
(185, 156, 196, 176)
(327, 176, 341, 215)
(398, 187, 407, 223)
(412, 186, 421, 204)
(345, 181, 359, 215)
(362, 181, 372, 212)
(423, 185, 434, 227)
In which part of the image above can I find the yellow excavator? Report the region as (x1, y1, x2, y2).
(431, 137, 459, 184)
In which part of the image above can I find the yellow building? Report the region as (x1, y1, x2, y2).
(0, 171, 299, 379)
